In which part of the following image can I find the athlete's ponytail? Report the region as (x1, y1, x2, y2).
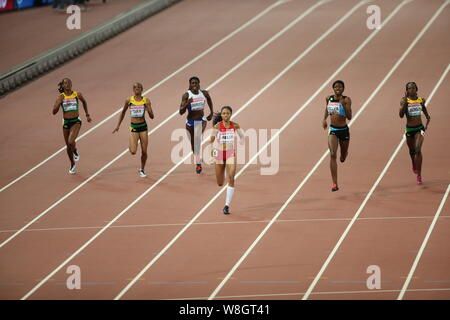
(58, 80, 64, 93)
(213, 112, 222, 126)
(58, 78, 70, 93)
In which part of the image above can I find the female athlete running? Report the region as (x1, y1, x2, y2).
(52, 78, 91, 174)
(210, 106, 244, 214)
(322, 80, 352, 192)
(399, 82, 431, 184)
(179, 76, 213, 174)
(113, 82, 154, 177)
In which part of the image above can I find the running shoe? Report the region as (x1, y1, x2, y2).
(331, 183, 339, 192)
(73, 150, 80, 162)
(416, 175, 423, 185)
(139, 169, 147, 178)
(196, 164, 202, 174)
(69, 163, 76, 174)
(223, 205, 230, 215)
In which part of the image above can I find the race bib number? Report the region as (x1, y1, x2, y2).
(62, 99, 77, 112)
(407, 103, 422, 117)
(190, 97, 205, 111)
(130, 105, 145, 117)
(219, 130, 235, 143)
(327, 102, 340, 115)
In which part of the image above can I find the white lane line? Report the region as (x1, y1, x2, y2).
(209, 0, 415, 300)
(173, 287, 450, 300)
(2, 215, 449, 234)
(21, 0, 351, 300)
(302, 58, 450, 299)
(0, 0, 287, 193)
(0, 0, 327, 249)
(398, 184, 450, 300)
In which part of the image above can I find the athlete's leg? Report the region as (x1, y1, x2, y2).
(186, 123, 201, 170)
(139, 130, 148, 171)
(328, 133, 339, 189)
(63, 128, 74, 166)
(193, 120, 204, 164)
(129, 131, 139, 155)
(215, 163, 226, 186)
(68, 122, 81, 155)
(225, 161, 236, 209)
(406, 135, 416, 173)
(339, 138, 349, 163)
(185, 124, 195, 154)
(201, 120, 207, 133)
(414, 132, 425, 177)
(225, 161, 236, 188)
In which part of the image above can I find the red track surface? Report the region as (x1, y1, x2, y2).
(0, 0, 448, 300)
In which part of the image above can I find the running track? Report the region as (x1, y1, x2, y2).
(0, 0, 449, 300)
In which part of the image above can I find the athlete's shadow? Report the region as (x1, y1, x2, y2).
(288, 196, 358, 208)
(243, 202, 287, 213)
(375, 179, 448, 196)
(102, 165, 139, 175)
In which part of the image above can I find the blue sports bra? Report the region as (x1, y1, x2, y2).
(327, 95, 347, 117)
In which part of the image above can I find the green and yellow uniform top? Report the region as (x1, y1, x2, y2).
(406, 97, 423, 118)
(129, 96, 148, 118)
(60, 91, 79, 113)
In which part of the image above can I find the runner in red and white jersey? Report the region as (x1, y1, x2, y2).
(209, 106, 244, 215)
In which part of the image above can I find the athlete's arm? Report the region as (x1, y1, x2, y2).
(322, 96, 329, 129)
(234, 123, 245, 145)
(399, 95, 408, 118)
(207, 124, 219, 164)
(52, 94, 63, 115)
(209, 123, 219, 145)
(344, 96, 352, 120)
(421, 97, 431, 129)
(113, 99, 129, 133)
(145, 98, 154, 119)
(179, 92, 192, 115)
(78, 92, 91, 122)
(203, 90, 214, 121)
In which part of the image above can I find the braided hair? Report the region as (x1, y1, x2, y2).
(213, 106, 233, 126)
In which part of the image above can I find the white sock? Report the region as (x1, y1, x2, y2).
(226, 186, 235, 207)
